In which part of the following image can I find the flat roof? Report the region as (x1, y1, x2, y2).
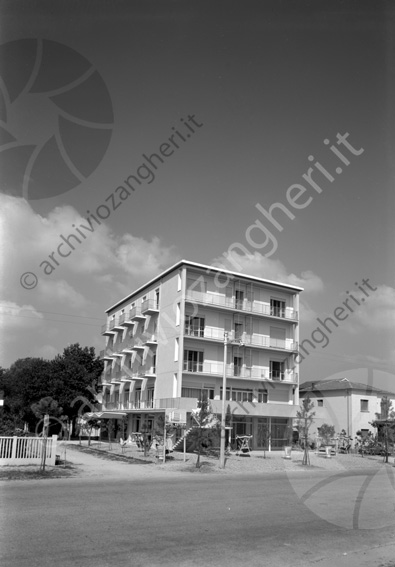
(106, 259, 303, 313)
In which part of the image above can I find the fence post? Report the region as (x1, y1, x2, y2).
(11, 436, 17, 462)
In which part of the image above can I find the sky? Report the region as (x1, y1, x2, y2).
(0, 0, 394, 392)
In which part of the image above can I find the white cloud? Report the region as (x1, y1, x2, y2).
(0, 194, 179, 287)
(0, 300, 43, 330)
(211, 251, 324, 293)
(115, 234, 179, 278)
(350, 284, 395, 332)
(37, 279, 87, 309)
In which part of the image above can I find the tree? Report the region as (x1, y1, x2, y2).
(84, 417, 101, 446)
(31, 396, 64, 436)
(51, 344, 103, 430)
(0, 358, 54, 431)
(192, 398, 218, 468)
(295, 396, 315, 465)
(372, 396, 395, 463)
(0, 344, 103, 436)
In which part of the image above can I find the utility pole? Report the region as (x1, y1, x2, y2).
(220, 332, 228, 469)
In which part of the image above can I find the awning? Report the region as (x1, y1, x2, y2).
(85, 411, 127, 419)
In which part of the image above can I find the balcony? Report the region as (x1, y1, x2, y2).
(184, 328, 297, 352)
(129, 306, 146, 321)
(185, 290, 298, 321)
(119, 312, 134, 327)
(184, 327, 225, 341)
(132, 341, 145, 350)
(101, 320, 119, 335)
(143, 334, 158, 346)
(153, 397, 199, 411)
(141, 299, 160, 315)
(182, 361, 298, 382)
(99, 349, 115, 361)
(145, 366, 156, 376)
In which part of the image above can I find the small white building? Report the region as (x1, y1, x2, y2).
(299, 378, 395, 439)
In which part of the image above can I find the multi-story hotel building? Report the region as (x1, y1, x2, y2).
(99, 260, 302, 450)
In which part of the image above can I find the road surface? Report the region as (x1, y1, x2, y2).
(1, 469, 394, 567)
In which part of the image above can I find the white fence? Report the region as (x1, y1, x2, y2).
(0, 435, 58, 466)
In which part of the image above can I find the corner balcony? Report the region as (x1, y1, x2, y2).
(141, 299, 160, 315)
(129, 306, 147, 321)
(185, 290, 298, 321)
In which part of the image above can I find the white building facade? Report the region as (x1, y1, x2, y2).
(99, 260, 303, 450)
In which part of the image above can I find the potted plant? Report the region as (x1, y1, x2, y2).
(318, 423, 335, 457)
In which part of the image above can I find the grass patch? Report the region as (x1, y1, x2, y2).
(0, 464, 77, 481)
(66, 443, 152, 465)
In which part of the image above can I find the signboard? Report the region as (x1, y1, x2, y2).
(168, 410, 187, 425)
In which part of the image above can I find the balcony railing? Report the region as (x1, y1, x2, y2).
(184, 328, 297, 351)
(101, 320, 119, 334)
(141, 299, 160, 314)
(182, 361, 298, 382)
(130, 306, 146, 320)
(185, 290, 298, 320)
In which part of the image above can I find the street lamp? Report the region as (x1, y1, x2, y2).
(219, 331, 228, 469)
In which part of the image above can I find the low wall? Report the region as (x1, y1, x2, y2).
(0, 435, 58, 466)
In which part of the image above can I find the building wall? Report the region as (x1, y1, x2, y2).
(100, 261, 302, 450)
(155, 270, 180, 399)
(300, 390, 395, 439)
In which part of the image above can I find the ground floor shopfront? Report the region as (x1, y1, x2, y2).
(90, 410, 293, 452)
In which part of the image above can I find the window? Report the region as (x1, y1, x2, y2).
(147, 388, 155, 406)
(174, 338, 179, 361)
(270, 360, 284, 380)
(181, 387, 214, 399)
(233, 356, 243, 376)
(270, 299, 285, 318)
(258, 390, 268, 403)
(220, 387, 231, 401)
(220, 387, 253, 402)
(155, 289, 160, 309)
(317, 399, 323, 407)
(360, 399, 369, 412)
(183, 350, 204, 372)
(135, 389, 141, 407)
(185, 316, 204, 337)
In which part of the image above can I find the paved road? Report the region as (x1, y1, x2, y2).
(1, 467, 394, 567)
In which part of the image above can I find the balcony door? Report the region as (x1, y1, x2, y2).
(233, 355, 243, 376)
(270, 360, 284, 381)
(270, 299, 285, 318)
(235, 290, 244, 310)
